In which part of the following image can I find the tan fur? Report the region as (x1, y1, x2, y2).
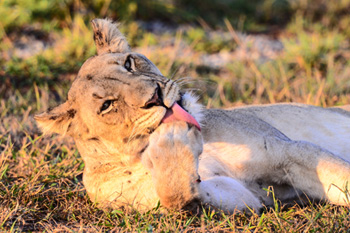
(35, 19, 350, 212)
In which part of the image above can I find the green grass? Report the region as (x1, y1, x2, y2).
(1, 0, 350, 231)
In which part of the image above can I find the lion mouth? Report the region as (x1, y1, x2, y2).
(161, 102, 201, 131)
(144, 86, 201, 131)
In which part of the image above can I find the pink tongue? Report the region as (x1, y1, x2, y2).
(161, 103, 201, 131)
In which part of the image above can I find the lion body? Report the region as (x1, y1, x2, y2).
(35, 19, 350, 212)
(199, 104, 350, 209)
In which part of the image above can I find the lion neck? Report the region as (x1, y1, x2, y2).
(74, 137, 141, 174)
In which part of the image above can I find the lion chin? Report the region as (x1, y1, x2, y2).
(35, 18, 350, 213)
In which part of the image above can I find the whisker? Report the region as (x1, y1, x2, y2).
(127, 124, 141, 144)
(170, 65, 187, 80)
(174, 77, 197, 87)
(128, 125, 142, 141)
(182, 87, 203, 92)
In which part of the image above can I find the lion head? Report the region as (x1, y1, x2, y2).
(35, 19, 203, 165)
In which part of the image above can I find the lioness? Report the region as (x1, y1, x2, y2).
(35, 19, 350, 212)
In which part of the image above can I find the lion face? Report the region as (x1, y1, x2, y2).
(76, 52, 172, 132)
(72, 52, 182, 155)
(34, 19, 201, 161)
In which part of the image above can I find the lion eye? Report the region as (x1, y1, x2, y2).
(101, 100, 112, 112)
(124, 56, 133, 72)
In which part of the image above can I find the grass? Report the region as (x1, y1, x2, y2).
(1, 0, 350, 231)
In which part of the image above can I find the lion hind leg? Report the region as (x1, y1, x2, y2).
(282, 140, 350, 205)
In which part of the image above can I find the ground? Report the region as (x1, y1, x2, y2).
(1, 0, 350, 231)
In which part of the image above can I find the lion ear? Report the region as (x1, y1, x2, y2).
(34, 102, 76, 135)
(91, 18, 131, 55)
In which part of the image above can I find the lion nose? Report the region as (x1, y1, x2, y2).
(142, 84, 164, 109)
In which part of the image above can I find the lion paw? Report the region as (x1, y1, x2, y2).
(142, 121, 203, 170)
(141, 121, 203, 209)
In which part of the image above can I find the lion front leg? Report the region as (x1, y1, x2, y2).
(141, 121, 203, 209)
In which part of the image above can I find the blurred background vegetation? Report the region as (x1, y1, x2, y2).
(2, 0, 350, 107)
(1, 0, 350, 231)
